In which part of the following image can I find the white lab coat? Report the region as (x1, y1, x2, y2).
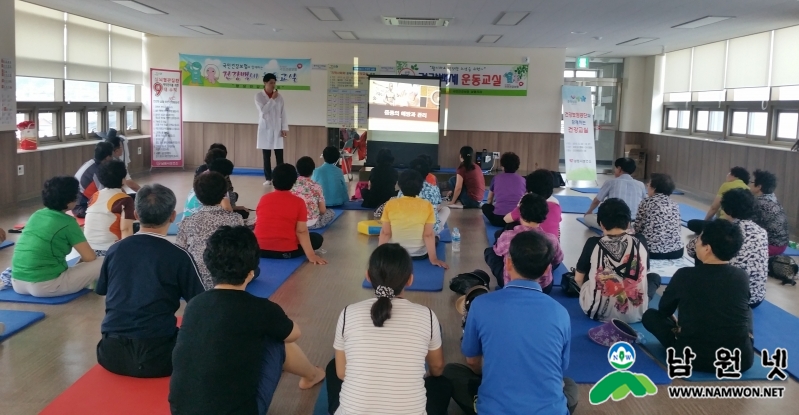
(255, 90, 288, 150)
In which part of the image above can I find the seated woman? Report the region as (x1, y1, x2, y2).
(326, 243, 452, 415)
(396, 157, 449, 235)
(361, 148, 398, 209)
(485, 194, 563, 291)
(448, 146, 485, 209)
(750, 169, 790, 256)
(254, 164, 327, 264)
(687, 188, 768, 308)
(105, 131, 141, 193)
(195, 144, 227, 176)
(634, 173, 684, 259)
(482, 152, 526, 227)
(687, 166, 749, 233)
(643, 219, 753, 374)
(419, 154, 438, 186)
(292, 156, 335, 230)
(169, 226, 325, 415)
(380, 170, 448, 269)
(312, 146, 350, 207)
(83, 160, 135, 256)
(503, 169, 563, 239)
(575, 198, 653, 324)
(185, 158, 250, 219)
(176, 172, 245, 290)
(11, 176, 101, 297)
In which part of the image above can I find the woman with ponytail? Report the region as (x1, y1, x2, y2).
(447, 146, 485, 209)
(326, 244, 452, 415)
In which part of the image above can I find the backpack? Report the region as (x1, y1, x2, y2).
(768, 255, 798, 286)
(449, 269, 490, 295)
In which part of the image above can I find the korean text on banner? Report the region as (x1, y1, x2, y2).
(395, 61, 528, 96)
(150, 69, 183, 168)
(562, 85, 597, 181)
(179, 54, 311, 90)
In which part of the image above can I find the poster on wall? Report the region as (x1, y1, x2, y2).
(395, 61, 528, 96)
(150, 68, 183, 168)
(326, 64, 394, 128)
(178, 54, 311, 90)
(562, 85, 597, 181)
(0, 57, 15, 131)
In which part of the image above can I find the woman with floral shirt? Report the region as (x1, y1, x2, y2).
(634, 173, 684, 259)
(749, 169, 790, 256)
(292, 157, 335, 230)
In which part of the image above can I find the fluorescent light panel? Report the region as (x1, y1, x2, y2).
(334, 31, 358, 40)
(182, 25, 222, 35)
(672, 16, 733, 29)
(478, 35, 502, 43)
(616, 37, 658, 46)
(308, 7, 340, 21)
(112, 1, 166, 15)
(495, 12, 529, 26)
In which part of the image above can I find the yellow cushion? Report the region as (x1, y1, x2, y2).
(357, 220, 382, 235)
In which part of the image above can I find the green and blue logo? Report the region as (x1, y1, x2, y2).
(589, 342, 657, 405)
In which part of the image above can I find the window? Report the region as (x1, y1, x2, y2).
(65, 80, 100, 102)
(16, 76, 55, 101)
(778, 86, 799, 101)
(64, 111, 81, 136)
(666, 109, 690, 130)
(563, 70, 574, 78)
(109, 83, 136, 102)
(108, 110, 119, 130)
(126, 110, 137, 131)
(748, 112, 768, 136)
(15, 113, 29, 139)
(575, 70, 597, 78)
(38, 112, 56, 139)
(695, 110, 724, 133)
(733, 87, 770, 102)
(776, 112, 798, 141)
(87, 110, 100, 133)
(731, 111, 748, 135)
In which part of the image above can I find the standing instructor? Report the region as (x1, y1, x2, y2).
(255, 73, 288, 186)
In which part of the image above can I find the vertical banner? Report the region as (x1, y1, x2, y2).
(150, 68, 183, 167)
(0, 57, 15, 131)
(562, 85, 597, 181)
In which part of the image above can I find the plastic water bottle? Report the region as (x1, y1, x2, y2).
(452, 227, 461, 253)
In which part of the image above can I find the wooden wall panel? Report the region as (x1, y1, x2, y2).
(233, 124, 259, 168)
(438, 130, 559, 172)
(16, 152, 42, 201)
(202, 124, 236, 162)
(183, 122, 205, 167)
(0, 132, 18, 207)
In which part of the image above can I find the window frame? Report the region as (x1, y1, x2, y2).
(16, 101, 143, 145)
(663, 104, 691, 133)
(692, 107, 726, 138)
(771, 102, 799, 146)
(726, 103, 771, 143)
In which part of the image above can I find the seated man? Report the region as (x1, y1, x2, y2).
(379, 169, 448, 269)
(311, 146, 349, 207)
(255, 164, 327, 264)
(96, 184, 206, 378)
(444, 231, 578, 415)
(83, 160, 135, 256)
(73, 141, 115, 218)
(583, 157, 646, 230)
(485, 194, 562, 291)
(169, 226, 325, 415)
(643, 219, 754, 374)
(104, 129, 141, 193)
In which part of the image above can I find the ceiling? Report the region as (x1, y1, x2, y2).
(23, 0, 799, 57)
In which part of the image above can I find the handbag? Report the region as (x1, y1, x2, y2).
(768, 255, 798, 286)
(449, 269, 490, 295)
(560, 268, 581, 297)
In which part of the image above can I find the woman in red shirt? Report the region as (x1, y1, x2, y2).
(447, 146, 485, 209)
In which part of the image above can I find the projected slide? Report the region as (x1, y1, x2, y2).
(368, 79, 440, 144)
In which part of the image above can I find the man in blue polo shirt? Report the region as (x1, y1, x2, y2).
(444, 231, 578, 415)
(96, 184, 206, 378)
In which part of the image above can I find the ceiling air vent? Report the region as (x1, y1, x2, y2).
(382, 17, 450, 27)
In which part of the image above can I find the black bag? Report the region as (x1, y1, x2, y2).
(551, 171, 566, 188)
(561, 268, 581, 297)
(449, 269, 490, 295)
(768, 255, 798, 286)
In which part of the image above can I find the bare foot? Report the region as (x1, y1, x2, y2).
(298, 366, 325, 389)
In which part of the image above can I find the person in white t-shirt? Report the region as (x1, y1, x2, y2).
(83, 160, 135, 256)
(103, 129, 141, 194)
(325, 243, 452, 415)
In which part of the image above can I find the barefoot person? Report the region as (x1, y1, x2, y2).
(255, 73, 288, 186)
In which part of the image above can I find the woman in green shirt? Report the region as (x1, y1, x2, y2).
(11, 176, 101, 297)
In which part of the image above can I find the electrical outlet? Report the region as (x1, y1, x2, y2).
(493, 152, 500, 159)
(656, 154, 660, 162)
(17, 165, 24, 176)
(137, 146, 142, 155)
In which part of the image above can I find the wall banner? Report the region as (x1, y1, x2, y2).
(178, 54, 311, 90)
(150, 68, 183, 168)
(562, 85, 597, 181)
(395, 61, 528, 96)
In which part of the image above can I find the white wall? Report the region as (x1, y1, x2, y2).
(0, 0, 16, 132)
(144, 36, 565, 133)
(619, 57, 648, 133)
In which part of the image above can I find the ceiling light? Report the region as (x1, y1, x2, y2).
(112, 1, 166, 15)
(308, 7, 341, 21)
(181, 25, 223, 35)
(616, 37, 658, 46)
(478, 35, 502, 44)
(334, 31, 358, 40)
(495, 12, 530, 26)
(571, 31, 587, 35)
(672, 16, 733, 29)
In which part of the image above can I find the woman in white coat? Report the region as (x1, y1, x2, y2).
(255, 73, 289, 186)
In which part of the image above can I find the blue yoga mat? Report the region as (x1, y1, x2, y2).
(752, 301, 799, 380)
(661, 276, 672, 285)
(362, 244, 447, 292)
(678, 204, 706, 226)
(782, 246, 799, 256)
(576, 217, 602, 236)
(551, 263, 568, 287)
(0, 309, 45, 342)
(313, 210, 343, 233)
(549, 289, 671, 384)
(340, 200, 373, 211)
(0, 287, 92, 305)
(167, 212, 185, 236)
(553, 195, 595, 214)
(231, 167, 264, 176)
(483, 216, 503, 246)
(245, 256, 307, 298)
(437, 168, 490, 175)
(313, 379, 330, 415)
(572, 187, 685, 196)
(439, 224, 451, 243)
(0, 240, 14, 250)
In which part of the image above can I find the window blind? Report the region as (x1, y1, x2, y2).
(690, 41, 726, 92)
(15, 1, 65, 78)
(111, 26, 143, 85)
(726, 32, 771, 89)
(771, 25, 799, 87)
(66, 15, 110, 82)
(664, 49, 692, 93)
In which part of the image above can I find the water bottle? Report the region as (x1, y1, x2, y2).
(451, 227, 461, 253)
